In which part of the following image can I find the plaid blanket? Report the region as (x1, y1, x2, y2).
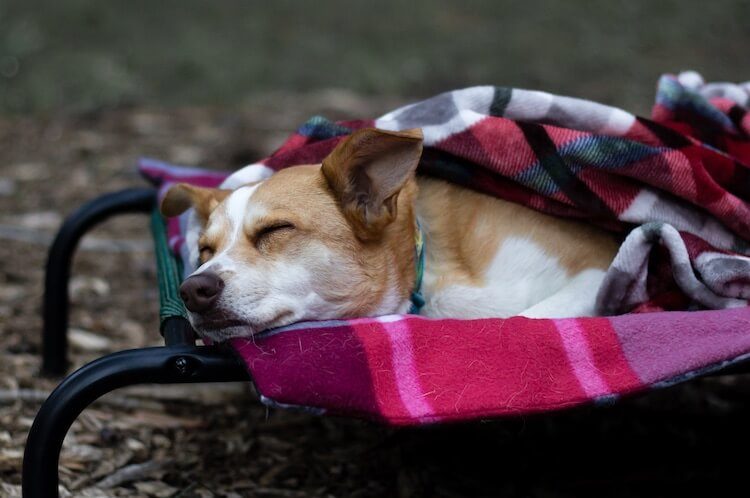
(142, 72, 750, 424)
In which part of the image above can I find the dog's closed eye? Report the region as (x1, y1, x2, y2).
(255, 222, 295, 250)
(199, 245, 215, 264)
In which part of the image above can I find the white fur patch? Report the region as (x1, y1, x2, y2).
(196, 183, 262, 275)
(423, 236, 598, 319)
(519, 269, 606, 318)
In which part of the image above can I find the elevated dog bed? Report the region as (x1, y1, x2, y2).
(23, 71, 750, 498)
(138, 71, 750, 425)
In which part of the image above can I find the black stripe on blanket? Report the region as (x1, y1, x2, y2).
(517, 121, 614, 218)
(489, 87, 512, 117)
(636, 117, 692, 149)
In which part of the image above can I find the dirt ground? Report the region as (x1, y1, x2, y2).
(2, 97, 750, 497)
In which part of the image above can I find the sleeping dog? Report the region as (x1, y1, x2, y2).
(161, 128, 619, 341)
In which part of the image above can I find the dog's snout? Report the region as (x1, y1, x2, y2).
(179, 272, 225, 313)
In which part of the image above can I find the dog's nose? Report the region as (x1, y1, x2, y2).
(179, 272, 225, 313)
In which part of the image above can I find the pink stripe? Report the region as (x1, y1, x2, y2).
(554, 319, 610, 397)
(377, 317, 438, 422)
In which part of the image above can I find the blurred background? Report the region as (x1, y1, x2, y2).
(1, 1, 750, 496)
(2, 0, 749, 116)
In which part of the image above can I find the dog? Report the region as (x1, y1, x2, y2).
(161, 128, 619, 341)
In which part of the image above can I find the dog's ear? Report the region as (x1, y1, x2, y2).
(322, 127, 423, 240)
(160, 183, 230, 222)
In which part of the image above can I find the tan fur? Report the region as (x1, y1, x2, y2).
(416, 177, 619, 291)
(161, 184, 229, 222)
(247, 166, 418, 317)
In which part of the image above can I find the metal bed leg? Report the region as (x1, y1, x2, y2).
(42, 188, 156, 376)
(23, 343, 249, 498)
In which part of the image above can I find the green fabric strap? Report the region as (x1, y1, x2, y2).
(149, 210, 189, 324)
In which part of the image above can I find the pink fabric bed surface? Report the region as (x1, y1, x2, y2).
(141, 72, 750, 425)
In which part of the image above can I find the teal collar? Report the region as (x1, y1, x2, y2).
(408, 219, 426, 314)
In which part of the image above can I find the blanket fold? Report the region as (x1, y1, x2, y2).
(141, 71, 750, 424)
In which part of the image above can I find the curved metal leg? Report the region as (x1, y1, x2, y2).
(42, 188, 156, 376)
(23, 344, 249, 498)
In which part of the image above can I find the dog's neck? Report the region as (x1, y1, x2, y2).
(361, 179, 420, 317)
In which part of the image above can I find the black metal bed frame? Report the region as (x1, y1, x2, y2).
(22, 188, 249, 498)
(20, 187, 750, 497)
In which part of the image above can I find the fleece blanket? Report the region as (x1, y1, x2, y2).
(142, 72, 750, 425)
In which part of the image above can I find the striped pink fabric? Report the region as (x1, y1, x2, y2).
(229, 308, 750, 425)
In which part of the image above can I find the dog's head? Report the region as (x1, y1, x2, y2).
(160, 128, 423, 340)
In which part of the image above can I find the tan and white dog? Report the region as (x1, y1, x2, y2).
(161, 128, 619, 341)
